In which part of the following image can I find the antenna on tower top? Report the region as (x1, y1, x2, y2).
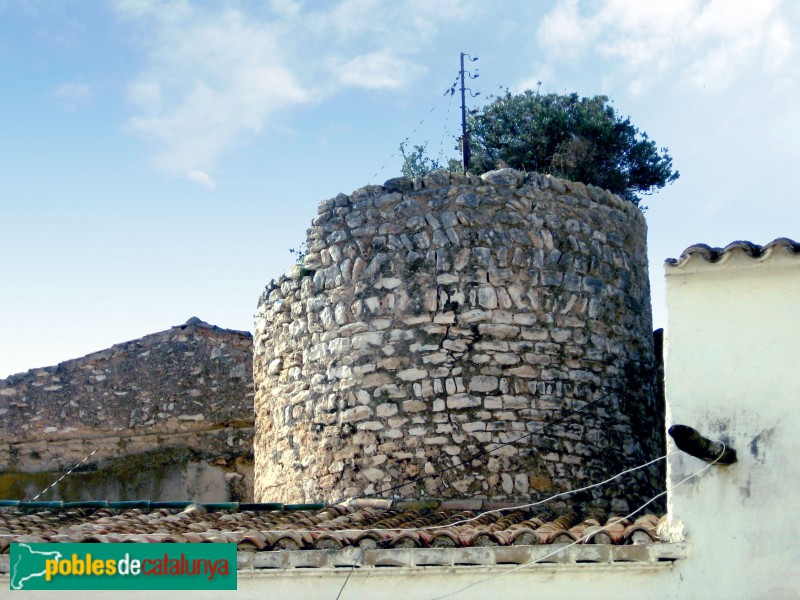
(459, 52, 479, 174)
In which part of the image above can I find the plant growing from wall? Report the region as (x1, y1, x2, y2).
(289, 242, 309, 276)
(399, 141, 460, 179)
(289, 242, 307, 265)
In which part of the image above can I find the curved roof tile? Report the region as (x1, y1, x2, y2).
(665, 238, 800, 268)
(0, 504, 665, 552)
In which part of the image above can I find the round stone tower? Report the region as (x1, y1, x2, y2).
(254, 169, 661, 510)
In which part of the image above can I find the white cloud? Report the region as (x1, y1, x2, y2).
(115, 0, 469, 181)
(126, 80, 161, 111)
(536, 0, 796, 94)
(268, 0, 303, 18)
(119, 3, 308, 178)
(764, 20, 793, 70)
(336, 51, 421, 90)
(53, 82, 93, 111)
(186, 170, 215, 188)
(537, 0, 592, 61)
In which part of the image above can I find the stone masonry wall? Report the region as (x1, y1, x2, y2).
(0, 318, 255, 502)
(254, 169, 661, 510)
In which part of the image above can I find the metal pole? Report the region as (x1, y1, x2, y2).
(460, 52, 469, 174)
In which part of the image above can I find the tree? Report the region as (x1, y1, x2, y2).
(466, 90, 678, 204)
(399, 141, 460, 179)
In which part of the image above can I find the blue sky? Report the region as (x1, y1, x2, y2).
(2, 0, 798, 378)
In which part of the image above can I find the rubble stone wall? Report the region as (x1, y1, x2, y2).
(0, 318, 255, 502)
(254, 169, 661, 509)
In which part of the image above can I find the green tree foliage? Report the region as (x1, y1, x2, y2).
(399, 141, 460, 179)
(467, 90, 678, 204)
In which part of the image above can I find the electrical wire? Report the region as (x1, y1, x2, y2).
(368, 71, 461, 184)
(355, 450, 677, 534)
(368, 104, 436, 183)
(330, 447, 691, 599)
(334, 541, 375, 600)
(199, 449, 672, 540)
(426, 443, 728, 600)
(436, 83, 458, 167)
(30, 449, 98, 501)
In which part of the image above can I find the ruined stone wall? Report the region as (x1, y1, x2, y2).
(254, 169, 661, 509)
(0, 318, 255, 502)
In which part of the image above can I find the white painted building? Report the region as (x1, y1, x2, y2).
(660, 238, 800, 600)
(237, 238, 800, 599)
(3, 238, 799, 599)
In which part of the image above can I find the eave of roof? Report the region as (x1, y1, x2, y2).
(0, 500, 671, 569)
(236, 542, 687, 572)
(0, 542, 687, 577)
(665, 237, 800, 268)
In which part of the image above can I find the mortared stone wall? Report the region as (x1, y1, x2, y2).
(254, 169, 661, 510)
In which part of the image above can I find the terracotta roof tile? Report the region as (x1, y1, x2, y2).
(0, 502, 665, 553)
(666, 237, 800, 267)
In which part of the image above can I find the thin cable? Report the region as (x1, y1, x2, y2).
(427, 443, 727, 600)
(334, 541, 375, 600)
(207, 450, 672, 538)
(436, 90, 456, 166)
(334, 388, 621, 504)
(368, 71, 461, 184)
(369, 105, 438, 183)
(329, 449, 684, 598)
(379, 450, 678, 534)
(30, 449, 98, 501)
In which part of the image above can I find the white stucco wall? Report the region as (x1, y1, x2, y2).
(663, 245, 800, 599)
(4, 242, 800, 599)
(0, 558, 684, 600)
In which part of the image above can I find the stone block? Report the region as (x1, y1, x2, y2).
(397, 368, 427, 381)
(462, 421, 486, 432)
(352, 331, 383, 349)
(460, 309, 492, 323)
(341, 406, 373, 423)
(468, 376, 499, 392)
(477, 286, 498, 309)
(478, 324, 520, 338)
(447, 394, 481, 409)
(402, 400, 428, 413)
(376, 403, 398, 418)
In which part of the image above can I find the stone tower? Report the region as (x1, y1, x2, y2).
(253, 169, 661, 510)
